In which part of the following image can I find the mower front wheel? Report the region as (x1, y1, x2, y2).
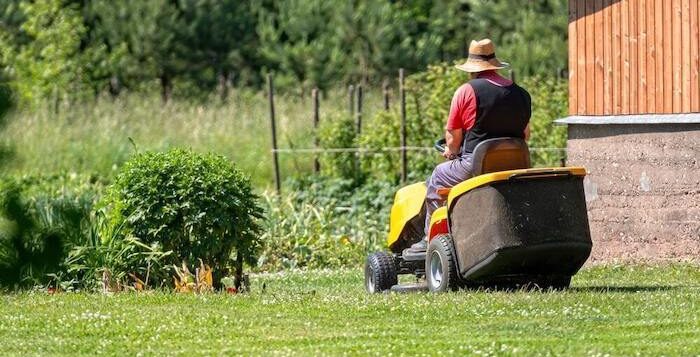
(365, 252, 398, 293)
(426, 234, 460, 292)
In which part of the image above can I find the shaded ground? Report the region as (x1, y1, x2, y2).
(1, 265, 699, 356)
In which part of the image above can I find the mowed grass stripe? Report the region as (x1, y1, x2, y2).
(0, 265, 698, 355)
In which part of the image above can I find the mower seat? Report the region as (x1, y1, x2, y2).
(436, 138, 529, 200)
(470, 137, 530, 176)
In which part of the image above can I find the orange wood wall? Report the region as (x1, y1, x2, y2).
(569, 0, 700, 115)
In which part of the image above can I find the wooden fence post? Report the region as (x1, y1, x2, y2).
(267, 74, 281, 194)
(356, 84, 363, 134)
(355, 85, 364, 176)
(400, 69, 407, 183)
(382, 79, 390, 110)
(312, 87, 320, 174)
(348, 84, 355, 117)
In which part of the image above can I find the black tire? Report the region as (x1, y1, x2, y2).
(365, 252, 398, 293)
(426, 235, 460, 292)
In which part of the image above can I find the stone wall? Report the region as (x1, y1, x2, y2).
(566, 123, 700, 263)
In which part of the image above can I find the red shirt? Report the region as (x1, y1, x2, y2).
(446, 71, 513, 131)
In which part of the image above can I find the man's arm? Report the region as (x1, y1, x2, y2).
(444, 83, 474, 160)
(443, 129, 463, 159)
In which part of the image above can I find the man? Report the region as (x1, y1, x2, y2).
(409, 38, 532, 253)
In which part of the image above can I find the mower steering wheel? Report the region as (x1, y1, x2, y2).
(434, 138, 446, 153)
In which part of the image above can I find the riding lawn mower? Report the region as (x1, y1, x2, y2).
(364, 137, 593, 293)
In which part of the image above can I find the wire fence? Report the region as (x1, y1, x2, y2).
(271, 146, 566, 154)
(265, 71, 566, 193)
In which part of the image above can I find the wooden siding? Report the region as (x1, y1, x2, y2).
(569, 0, 700, 115)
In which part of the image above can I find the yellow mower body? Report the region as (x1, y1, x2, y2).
(387, 182, 426, 249)
(366, 137, 593, 293)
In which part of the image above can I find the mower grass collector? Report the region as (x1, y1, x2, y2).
(365, 137, 593, 293)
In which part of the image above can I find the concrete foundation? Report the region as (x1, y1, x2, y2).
(562, 121, 700, 263)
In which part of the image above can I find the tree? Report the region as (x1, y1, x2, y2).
(88, 0, 186, 102)
(255, 0, 345, 94)
(0, 0, 22, 113)
(0, 0, 87, 105)
(333, 0, 443, 82)
(461, 0, 568, 78)
(0, 0, 570, 102)
(179, 0, 260, 98)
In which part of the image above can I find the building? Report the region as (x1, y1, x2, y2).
(556, 0, 700, 262)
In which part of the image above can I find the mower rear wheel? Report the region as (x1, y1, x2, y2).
(426, 234, 460, 292)
(365, 252, 398, 293)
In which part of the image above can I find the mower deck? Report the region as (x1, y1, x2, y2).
(390, 282, 428, 293)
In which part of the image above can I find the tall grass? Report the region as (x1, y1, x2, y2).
(257, 179, 396, 271)
(0, 75, 567, 189)
(0, 90, 386, 187)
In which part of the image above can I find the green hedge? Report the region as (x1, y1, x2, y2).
(105, 149, 263, 282)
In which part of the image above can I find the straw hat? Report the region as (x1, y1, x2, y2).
(455, 39, 509, 73)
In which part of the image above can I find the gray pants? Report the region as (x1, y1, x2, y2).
(424, 154, 474, 236)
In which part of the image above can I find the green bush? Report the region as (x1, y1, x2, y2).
(0, 173, 103, 288)
(317, 112, 360, 180)
(0, 172, 177, 290)
(105, 149, 263, 282)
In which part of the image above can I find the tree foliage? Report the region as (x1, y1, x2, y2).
(0, 0, 568, 103)
(0, 0, 87, 103)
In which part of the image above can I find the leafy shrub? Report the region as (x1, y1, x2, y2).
(0, 173, 176, 290)
(0, 173, 103, 288)
(105, 149, 263, 283)
(317, 112, 360, 180)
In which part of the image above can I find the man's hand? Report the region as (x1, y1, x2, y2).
(444, 128, 463, 160)
(442, 147, 457, 160)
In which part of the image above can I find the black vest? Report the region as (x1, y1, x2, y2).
(462, 78, 531, 154)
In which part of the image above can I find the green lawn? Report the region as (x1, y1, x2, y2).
(1, 265, 699, 356)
